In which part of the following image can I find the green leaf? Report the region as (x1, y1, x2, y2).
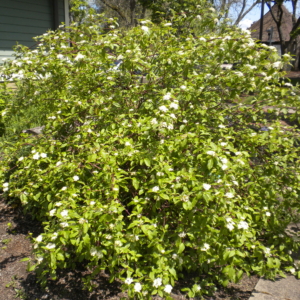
(207, 159, 213, 170)
(144, 158, 151, 167)
(178, 243, 185, 253)
(83, 234, 90, 246)
(160, 193, 169, 200)
(27, 263, 37, 272)
(20, 257, 30, 262)
(56, 253, 64, 261)
(83, 222, 89, 234)
(132, 178, 139, 190)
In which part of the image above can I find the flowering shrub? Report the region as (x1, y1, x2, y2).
(1, 2, 300, 298)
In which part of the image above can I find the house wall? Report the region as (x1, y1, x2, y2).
(0, 0, 68, 62)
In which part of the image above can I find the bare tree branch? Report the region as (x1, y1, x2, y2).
(234, 0, 261, 25)
(99, 0, 129, 23)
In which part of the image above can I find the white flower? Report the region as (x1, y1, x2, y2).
(178, 232, 186, 238)
(164, 284, 173, 294)
(233, 71, 243, 77)
(61, 210, 68, 217)
(57, 54, 64, 59)
(49, 209, 56, 216)
(3, 187, 9, 192)
(151, 118, 158, 125)
(134, 282, 142, 292)
(235, 152, 242, 156)
(37, 256, 44, 263)
(237, 221, 249, 230)
(60, 222, 69, 228)
(221, 164, 228, 170)
(207, 150, 216, 156)
(284, 83, 293, 87)
(220, 142, 227, 147)
(18, 157, 24, 161)
(73, 175, 79, 181)
(125, 141, 131, 146)
(74, 53, 85, 61)
(163, 93, 172, 100)
(106, 234, 112, 239)
(290, 268, 296, 274)
(236, 159, 245, 165)
(159, 105, 168, 112)
(36, 235, 43, 242)
(115, 240, 123, 247)
(170, 102, 179, 109)
(33, 153, 40, 160)
(170, 113, 176, 119)
(141, 26, 149, 33)
(164, 23, 172, 26)
(183, 119, 188, 123)
(172, 253, 178, 259)
(125, 277, 133, 284)
(180, 85, 187, 90)
(152, 186, 159, 192)
(201, 243, 210, 251)
(266, 212, 271, 217)
(196, 285, 201, 291)
(182, 195, 189, 202)
(273, 61, 281, 69)
(153, 278, 162, 288)
(203, 183, 211, 190)
(45, 243, 55, 250)
(218, 125, 226, 128)
(209, 7, 215, 12)
(90, 248, 98, 256)
(40, 153, 47, 158)
(79, 218, 86, 224)
(167, 124, 174, 130)
(2, 182, 9, 188)
(264, 247, 271, 256)
(61, 186, 67, 191)
(226, 223, 235, 231)
(90, 201, 95, 205)
(199, 37, 206, 42)
(56, 161, 62, 166)
(225, 192, 234, 198)
(157, 172, 164, 176)
(220, 158, 228, 164)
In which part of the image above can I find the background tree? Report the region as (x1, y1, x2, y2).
(214, 0, 262, 25)
(265, 0, 300, 69)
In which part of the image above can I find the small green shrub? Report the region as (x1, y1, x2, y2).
(1, 2, 300, 298)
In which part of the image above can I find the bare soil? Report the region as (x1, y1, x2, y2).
(0, 198, 259, 300)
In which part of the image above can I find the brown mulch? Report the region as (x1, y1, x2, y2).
(0, 198, 259, 300)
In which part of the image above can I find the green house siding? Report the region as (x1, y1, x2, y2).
(0, 0, 68, 61)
